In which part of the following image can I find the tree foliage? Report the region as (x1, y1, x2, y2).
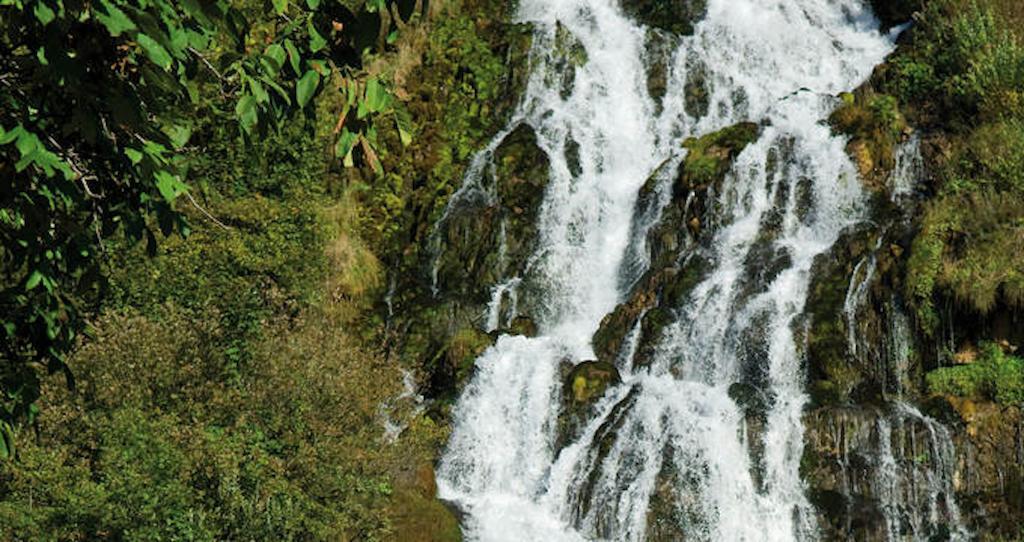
(0, 0, 413, 455)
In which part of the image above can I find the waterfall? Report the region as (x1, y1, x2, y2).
(436, 1, 907, 540)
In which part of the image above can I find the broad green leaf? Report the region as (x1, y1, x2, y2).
(154, 170, 188, 203)
(296, 69, 320, 108)
(248, 76, 269, 104)
(395, 106, 413, 146)
(366, 0, 386, 13)
(335, 128, 357, 165)
(0, 125, 23, 145)
(261, 75, 291, 104)
(272, 0, 288, 14)
(163, 123, 192, 149)
(95, 0, 137, 36)
(235, 95, 258, 133)
(264, 44, 286, 74)
(284, 39, 301, 76)
(308, 20, 327, 53)
(137, 34, 173, 70)
(364, 77, 390, 115)
(34, 2, 55, 25)
(306, 0, 320, 8)
(25, 270, 43, 291)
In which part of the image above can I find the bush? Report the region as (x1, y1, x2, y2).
(927, 342, 1024, 403)
(0, 304, 451, 541)
(887, 0, 1024, 122)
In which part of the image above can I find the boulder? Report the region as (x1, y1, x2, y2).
(620, 0, 708, 36)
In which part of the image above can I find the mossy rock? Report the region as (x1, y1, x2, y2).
(387, 464, 462, 542)
(620, 0, 708, 36)
(448, 327, 495, 386)
(829, 90, 907, 192)
(505, 315, 538, 337)
(680, 122, 761, 190)
(566, 360, 621, 404)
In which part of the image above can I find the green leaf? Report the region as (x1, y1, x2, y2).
(296, 69, 320, 108)
(154, 170, 188, 203)
(272, 0, 288, 14)
(25, 270, 43, 291)
(264, 43, 286, 75)
(235, 95, 258, 133)
(284, 39, 301, 76)
(335, 128, 358, 165)
(0, 125, 23, 146)
(306, 0, 320, 8)
(395, 106, 413, 146)
(95, 0, 137, 36)
(34, 2, 55, 25)
(137, 34, 173, 70)
(366, 0, 386, 13)
(364, 77, 390, 114)
(163, 122, 193, 149)
(308, 20, 327, 53)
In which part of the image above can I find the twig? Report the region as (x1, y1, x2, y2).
(188, 47, 225, 81)
(185, 191, 231, 230)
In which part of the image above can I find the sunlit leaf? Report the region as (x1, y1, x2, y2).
(296, 69, 320, 108)
(34, 2, 55, 25)
(284, 39, 301, 76)
(137, 34, 173, 70)
(235, 94, 258, 133)
(95, 0, 137, 36)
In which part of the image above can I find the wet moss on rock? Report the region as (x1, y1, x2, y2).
(829, 89, 908, 193)
(619, 0, 708, 36)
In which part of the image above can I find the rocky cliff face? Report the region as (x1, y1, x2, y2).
(389, 1, 1024, 540)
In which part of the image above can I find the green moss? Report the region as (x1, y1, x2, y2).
(829, 91, 906, 187)
(681, 122, 760, 188)
(447, 327, 494, 385)
(882, 0, 1024, 123)
(928, 342, 1024, 404)
(565, 361, 620, 404)
(906, 191, 1024, 329)
(620, 0, 708, 35)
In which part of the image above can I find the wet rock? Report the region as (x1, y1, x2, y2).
(804, 223, 913, 406)
(680, 122, 761, 191)
(644, 30, 675, 111)
(556, 360, 621, 450)
(829, 89, 907, 194)
(935, 396, 1024, 538)
(620, 0, 708, 36)
(682, 52, 710, 118)
(505, 315, 538, 337)
(868, 0, 922, 31)
(388, 462, 464, 542)
(565, 360, 621, 404)
(550, 22, 589, 100)
(447, 327, 495, 386)
(591, 123, 758, 371)
(803, 404, 963, 541)
(433, 123, 550, 305)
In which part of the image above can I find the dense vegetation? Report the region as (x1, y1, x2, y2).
(870, 0, 1024, 404)
(0, 0, 517, 538)
(2, 0, 1024, 538)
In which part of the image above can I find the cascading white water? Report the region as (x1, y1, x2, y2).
(437, 1, 905, 540)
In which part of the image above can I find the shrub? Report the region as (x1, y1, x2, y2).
(927, 342, 1024, 403)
